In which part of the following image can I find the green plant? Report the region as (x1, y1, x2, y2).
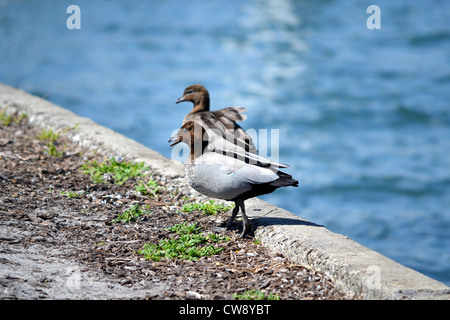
(135, 179, 161, 196)
(81, 157, 149, 185)
(181, 200, 234, 215)
(233, 289, 280, 300)
(167, 222, 202, 235)
(36, 128, 66, 156)
(0, 109, 26, 126)
(37, 128, 60, 142)
(113, 204, 151, 223)
(61, 122, 79, 133)
(45, 142, 65, 157)
(0, 110, 12, 126)
(60, 190, 84, 198)
(139, 222, 229, 261)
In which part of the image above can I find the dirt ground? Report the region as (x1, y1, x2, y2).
(0, 113, 352, 300)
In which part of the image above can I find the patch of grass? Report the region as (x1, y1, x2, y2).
(45, 142, 65, 157)
(36, 128, 65, 157)
(61, 122, 80, 133)
(135, 179, 162, 196)
(0, 111, 13, 126)
(37, 128, 60, 142)
(139, 222, 230, 261)
(0, 110, 27, 126)
(181, 200, 234, 215)
(167, 222, 202, 235)
(233, 289, 280, 301)
(113, 203, 151, 223)
(81, 157, 149, 185)
(60, 190, 84, 198)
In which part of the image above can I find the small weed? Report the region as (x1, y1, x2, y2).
(0, 111, 12, 126)
(139, 222, 229, 261)
(113, 203, 151, 223)
(45, 142, 65, 157)
(181, 200, 234, 215)
(0, 110, 27, 126)
(135, 179, 161, 196)
(167, 222, 203, 235)
(233, 289, 280, 300)
(60, 190, 84, 198)
(81, 157, 149, 185)
(36, 128, 66, 156)
(61, 122, 79, 133)
(37, 128, 60, 142)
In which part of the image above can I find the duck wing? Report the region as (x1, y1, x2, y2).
(185, 109, 257, 154)
(212, 148, 289, 169)
(191, 152, 298, 201)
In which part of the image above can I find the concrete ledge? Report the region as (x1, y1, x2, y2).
(1, 83, 449, 300)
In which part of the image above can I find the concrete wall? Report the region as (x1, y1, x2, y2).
(1, 83, 449, 299)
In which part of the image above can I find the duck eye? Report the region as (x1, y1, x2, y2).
(186, 90, 193, 94)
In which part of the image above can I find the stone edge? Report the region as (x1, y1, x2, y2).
(1, 83, 449, 300)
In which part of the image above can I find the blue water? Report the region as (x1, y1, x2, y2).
(1, 0, 449, 286)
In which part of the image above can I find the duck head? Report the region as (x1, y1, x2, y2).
(169, 121, 209, 160)
(176, 84, 210, 113)
(169, 121, 193, 147)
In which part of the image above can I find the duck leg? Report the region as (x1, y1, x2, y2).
(226, 203, 240, 230)
(226, 199, 251, 237)
(236, 199, 251, 238)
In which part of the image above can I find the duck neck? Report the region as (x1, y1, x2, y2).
(189, 94, 210, 115)
(189, 138, 208, 163)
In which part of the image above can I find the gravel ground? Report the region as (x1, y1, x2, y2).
(0, 112, 352, 300)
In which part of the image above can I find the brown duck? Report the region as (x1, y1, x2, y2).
(176, 84, 257, 154)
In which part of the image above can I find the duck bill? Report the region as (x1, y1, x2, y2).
(175, 96, 186, 104)
(168, 136, 182, 146)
